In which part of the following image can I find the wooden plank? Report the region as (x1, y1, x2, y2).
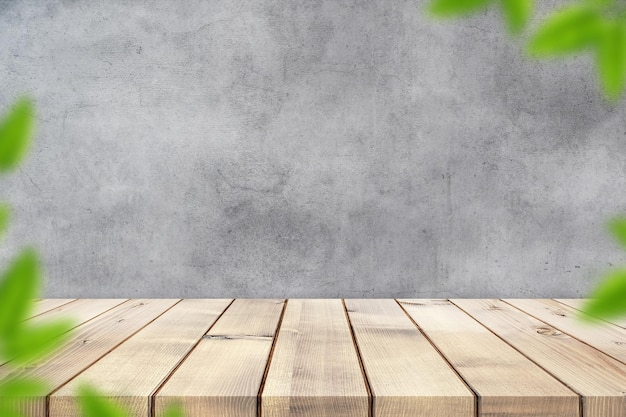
(398, 299, 579, 417)
(554, 299, 626, 328)
(1, 299, 127, 367)
(50, 299, 232, 417)
(344, 299, 474, 417)
(505, 299, 626, 364)
(0, 299, 179, 417)
(454, 299, 626, 417)
(154, 299, 285, 417)
(261, 299, 369, 417)
(30, 299, 127, 325)
(31, 299, 76, 317)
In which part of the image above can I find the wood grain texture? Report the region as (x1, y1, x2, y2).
(31, 299, 76, 317)
(154, 299, 285, 417)
(261, 299, 369, 417)
(50, 299, 232, 417)
(0, 299, 179, 417)
(399, 299, 579, 417)
(454, 299, 626, 417)
(345, 299, 475, 417)
(554, 299, 626, 328)
(505, 299, 626, 364)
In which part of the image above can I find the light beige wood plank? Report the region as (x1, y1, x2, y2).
(398, 299, 579, 417)
(261, 299, 369, 417)
(345, 299, 474, 417)
(554, 299, 626, 329)
(505, 299, 626, 364)
(454, 298, 626, 417)
(0, 299, 179, 417)
(50, 299, 232, 417)
(155, 299, 285, 417)
(31, 299, 76, 317)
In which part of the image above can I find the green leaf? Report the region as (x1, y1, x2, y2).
(0, 377, 48, 417)
(0, 249, 40, 342)
(5, 319, 75, 365)
(528, 5, 604, 56)
(429, 0, 494, 17)
(0, 403, 21, 417)
(607, 217, 626, 249)
(596, 20, 626, 101)
(0, 204, 10, 240)
(162, 402, 184, 417)
(77, 384, 130, 417)
(0, 98, 34, 173)
(0, 377, 48, 398)
(579, 269, 626, 321)
(499, 0, 533, 34)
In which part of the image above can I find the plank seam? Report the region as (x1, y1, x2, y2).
(45, 299, 183, 417)
(257, 299, 288, 417)
(502, 299, 626, 366)
(450, 299, 583, 417)
(29, 299, 78, 320)
(342, 299, 373, 417)
(41, 298, 130, 417)
(395, 299, 480, 417)
(148, 298, 236, 417)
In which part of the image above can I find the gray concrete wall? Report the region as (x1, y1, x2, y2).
(0, 0, 625, 298)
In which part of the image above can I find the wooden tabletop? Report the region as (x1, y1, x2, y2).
(3, 298, 626, 417)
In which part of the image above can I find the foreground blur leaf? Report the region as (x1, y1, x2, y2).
(0, 377, 48, 417)
(596, 20, 626, 100)
(0, 377, 48, 398)
(0, 249, 39, 344)
(499, 0, 533, 34)
(429, 0, 493, 16)
(608, 217, 626, 249)
(528, 5, 604, 56)
(162, 402, 184, 417)
(0, 404, 19, 417)
(579, 269, 626, 321)
(0, 204, 9, 240)
(77, 385, 129, 417)
(5, 319, 75, 365)
(0, 98, 34, 173)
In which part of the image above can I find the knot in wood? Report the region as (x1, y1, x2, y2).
(536, 326, 562, 336)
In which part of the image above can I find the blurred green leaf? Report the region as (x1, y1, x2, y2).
(0, 98, 34, 173)
(0, 376, 48, 417)
(596, 20, 626, 100)
(5, 319, 75, 365)
(0, 404, 20, 417)
(0, 377, 48, 398)
(528, 5, 604, 56)
(499, 0, 533, 34)
(162, 402, 184, 417)
(429, 0, 494, 16)
(607, 217, 626, 249)
(579, 269, 626, 321)
(0, 204, 10, 240)
(0, 248, 40, 343)
(77, 385, 130, 417)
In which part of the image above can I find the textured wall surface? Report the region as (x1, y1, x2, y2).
(1, 0, 625, 298)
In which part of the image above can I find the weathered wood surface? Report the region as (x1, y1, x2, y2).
(399, 299, 579, 417)
(2, 299, 623, 417)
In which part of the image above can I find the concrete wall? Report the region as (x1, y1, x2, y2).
(1, 0, 625, 298)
